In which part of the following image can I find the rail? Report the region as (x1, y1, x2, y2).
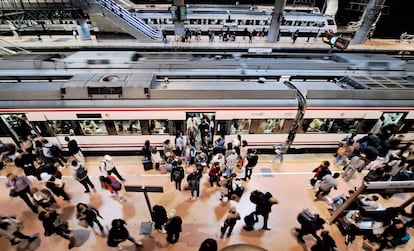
(97, 0, 162, 41)
(0, 38, 30, 54)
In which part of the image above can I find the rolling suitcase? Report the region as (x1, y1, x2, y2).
(142, 159, 153, 171)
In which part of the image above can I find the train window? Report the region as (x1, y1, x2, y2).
(1, 114, 35, 139)
(399, 119, 414, 133)
(78, 120, 108, 135)
(186, 112, 215, 146)
(112, 120, 142, 135)
(0, 122, 8, 137)
(326, 119, 361, 133)
(32, 122, 53, 137)
(150, 120, 168, 135)
(327, 19, 335, 25)
(356, 119, 377, 134)
(48, 120, 83, 136)
(216, 120, 229, 136)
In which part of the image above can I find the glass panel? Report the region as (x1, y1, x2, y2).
(32, 121, 53, 137)
(231, 119, 251, 134)
(1, 114, 36, 139)
(49, 120, 83, 135)
(113, 120, 142, 135)
(356, 119, 377, 134)
(399, 119, 414, 133)
(79, 120, 108, 135)
(149, 120, 168, 135)
(0, 120, 8, 137)
(302, 119, 330, 133)
(327, 119, 361, 133)
(216, 120, 229, 136)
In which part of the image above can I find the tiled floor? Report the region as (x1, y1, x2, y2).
(0, 153, 413, 251)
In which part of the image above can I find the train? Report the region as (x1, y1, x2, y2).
(132, 5, 337, 35)
(0, 61, 413, 153)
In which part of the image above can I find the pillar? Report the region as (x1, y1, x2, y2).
(352, 0, 386, 44)
(173, 0, 185, 39)
(267, 0, 287, 42)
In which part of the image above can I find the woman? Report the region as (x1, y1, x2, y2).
(107, 219, 142, 249)
(31, 187, 59, 212)
(6, 173, 38, 213)
(76, 202, 104, 234)
(40, 172, 70, 201)
(38, 211, 76, 249)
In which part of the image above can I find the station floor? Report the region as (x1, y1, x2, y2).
(0, 153, 413, 251)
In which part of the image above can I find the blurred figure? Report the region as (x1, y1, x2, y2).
(151, 205, 168, 233)
(220, 206, 241, 238)
(6, 173, 38, 213)
(165, 209, 183, 244)
(0, 216, 38, 246)
(107, 219, 143, 249)
(75, 202, 104, 235)
(71, 160, 96, 193)
(99, 155, 125, 181)
(199, 238, 217, 251)
(38, 211, 76, 249)
(65, 136, 85, 164)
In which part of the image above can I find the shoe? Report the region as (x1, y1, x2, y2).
(84, 190, 90, 193)
(262, 227, 271, 231)
(241, 178, 247, 181)
(117, 245, 123, 250)
(294, 228, 301, 232)
(135, 241, 143, 247)
(68, 236, 76, 249)
(11, 239, 21, 245)
(59, 166, 65, 170)
(29, 234, 39, 242)
(120, 178, 126, 181)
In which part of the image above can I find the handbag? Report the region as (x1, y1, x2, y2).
(139, 221, 153, 235)
(9, 189, 18, 197)
(53, 215, 67, 227)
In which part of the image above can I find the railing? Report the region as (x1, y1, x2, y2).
(98, 0, 163, 41)
(0, 38, 30, 55)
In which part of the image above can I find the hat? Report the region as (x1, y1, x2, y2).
(104, 155, 112, 161)
(40, 172, 52, 182)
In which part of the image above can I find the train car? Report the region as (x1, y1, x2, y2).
(0, 71, 413, 153)
(133, 7, 337, 35)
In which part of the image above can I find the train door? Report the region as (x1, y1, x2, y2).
(372, 112, 407, 139)
(0, 113, 37, 144)
(186, 112, 215, 147)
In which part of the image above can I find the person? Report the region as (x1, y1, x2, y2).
(142, 140, 152, 160)
(208, 161, 221, 187)
(295, 209, 326, 243)
(314, 172, 340, 200)
(360, 195, 379, 210)
(107, 219, 142, 249)
(310, 161, 332, 187)
(194, 152, 208, 173)
(220, 206, 241, 238)
(199, 238, 217, 251)
(187, 168, 202, 199)
(38, 211, 76, 249)
(165, 209, 183, 244)
(310, 230, 337, 251)
(14, 150, 36, 177)
(65, 136, 85, 164)
(40, 172, 71, 201)
(0, 216, 38, 246)
(292, 29, 299, 44)
(215, 135, 225, 154)
(71, 160, 96, 193)
(273, 140, 289, 164)
(150, 147, 163, 170)
(232, 135, 241, 156)
(342, 153, 367, 182)
(6, 173, 38, 213)
(75, 202, 104, 235)
(184, 142, 196, 167)
(99, 175, 126, 202)
(41, 139, 67, 169)
(99, 155, 125, 181)
(162, 139, 174, 159)
(377, 219, 408, 250)
(225, 149, 238, 178)
(171, 159, 185, 191)
(31, 187, 59, 212)
(152, 205, 168, 233)
(254, 191, 278, 230)
(175, 131, 185, 156)
(243, 149, 258, 180)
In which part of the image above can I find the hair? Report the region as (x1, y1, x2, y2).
(76, 202, 87, 211)
(64, 136, 70, 142)
(322, 161, 330, 167)
(6, 173, 14, 178)
(332, 172, 340, 178)
(38, 211, 47, 221)
(71, 160, 78, 167)
(177, 159, 182, 165)
(371, 195, 379, 201)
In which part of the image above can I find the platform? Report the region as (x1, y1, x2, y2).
(0, 153, 413, 251)
(1, 34, 413, 54)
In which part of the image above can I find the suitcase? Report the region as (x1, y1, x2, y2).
(142, 159, 153, 171)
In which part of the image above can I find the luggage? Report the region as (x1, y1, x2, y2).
(142, 159, 153, 171)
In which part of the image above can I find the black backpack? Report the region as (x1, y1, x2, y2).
(76, 165, 88, 180)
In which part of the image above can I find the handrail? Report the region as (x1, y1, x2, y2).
(0, 38, 30, 54)
(98, 0, 162, 41)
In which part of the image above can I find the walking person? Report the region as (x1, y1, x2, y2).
(75, 202, 104, 235)
(187, 168, 202, 200)
(220, 206, 241, 238)
(165, 209, 183, 244)
(71, 160, 96, 193)
(243, 149, 258, 180)
(208, 161, 221, 187)
(6, 173, 38, 213)
(99, 175, 126, 202)
(0, 216, 38, 246)
(40, 172, 71, 201)
(38, 211, 76, 249)
(225, 149, 238, 178)
(295, 210, 326, 243)
(107, 219, 143, 249)
(42, 139, 67, 169)
(171, 159, 185, 191)
(65, 136, 85, 164)
(151, 205, 168, 233)
(31, 187, 59, 212)
(292, 29, 299, 44)
(99, 155, 125, 181)
(273, 140, 289, 164)
(314, 173, 340, 200)
(342, 153, 367, 182)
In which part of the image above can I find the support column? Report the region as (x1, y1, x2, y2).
(352, 0, 386, 44)
(173, 0, 185, 40)
(76, 19, 91, 40)
(266, 0, 287, 42)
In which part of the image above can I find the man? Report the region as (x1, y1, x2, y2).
(273, 140, 289, 164)
(243, 149, 258, 180)
(315, 172, 340, 200)
(165, 209, 182, 244)
(225, 149, 238, 178)
(99, 155, 125, 181)
(71, 160, 96, 193)
(65, 136, 85, 164)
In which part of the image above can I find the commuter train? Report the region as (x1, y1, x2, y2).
(0, 70, 413, 153)
(132, 6, 337, 35)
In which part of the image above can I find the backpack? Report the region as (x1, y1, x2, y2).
(111, 179, 122, 191)
(297, 209, 315, 225)
(76, 165, 88, 180)
(49, 144, 61, 156)
(189, 177, 199, 188)
(172, 169, 181, 181)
